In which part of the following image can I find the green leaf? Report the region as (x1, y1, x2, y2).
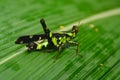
(0, 0, 120, 80)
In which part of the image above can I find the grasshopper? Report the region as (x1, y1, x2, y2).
(15, 18, 79, 62)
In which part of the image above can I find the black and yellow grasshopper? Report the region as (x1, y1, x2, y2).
(15, 18, 79, 62)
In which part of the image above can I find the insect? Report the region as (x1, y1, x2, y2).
(15, 18, 79, 62)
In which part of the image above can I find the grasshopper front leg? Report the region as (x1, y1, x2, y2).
(54, 44, 64, 63)
(68, 41, 79, 56)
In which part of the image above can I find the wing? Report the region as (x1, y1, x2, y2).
(15, 33, 66, 44)
(15, 34, 46, 44)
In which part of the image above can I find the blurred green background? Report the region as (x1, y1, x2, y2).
(0, 0, 120, 80)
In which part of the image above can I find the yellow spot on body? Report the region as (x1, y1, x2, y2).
(43, 42, 48, 47)
(89, 24, 95, 28)
(36, 41, 48, 49)
(59, 37, 62, 44)
(60, 25, 64, 29)
(52, 37, 58, 46)
(37, 44, 42, 49)
(59, 37, 62, 40)
(20, 41, 23, 44)
(67, 33, 72, 36)
(37, 40, 44, 44)
(30, 36, 33, 38)
(39, 37, 41, 40)
(67, 33, 75, 37)
(50, 32, 52, 37)
(60, 36, 66, 44)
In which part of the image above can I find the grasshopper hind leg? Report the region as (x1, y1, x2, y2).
(40, 18, 56, 47)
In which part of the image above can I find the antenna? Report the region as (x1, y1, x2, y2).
(77, 21, 82, 27)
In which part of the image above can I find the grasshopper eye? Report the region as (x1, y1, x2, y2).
(72, 26, 78, 33)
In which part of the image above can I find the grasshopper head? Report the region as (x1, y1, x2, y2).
(72, 25, 78, 34)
